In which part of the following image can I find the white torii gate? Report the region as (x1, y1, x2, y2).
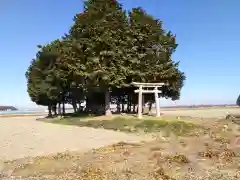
(132, 82, 165, 119)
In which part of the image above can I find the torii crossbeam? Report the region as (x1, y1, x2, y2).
(131, 82, 165, 119)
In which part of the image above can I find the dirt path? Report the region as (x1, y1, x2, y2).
(0, 117, 150, 161)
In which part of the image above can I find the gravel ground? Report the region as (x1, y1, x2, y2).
(0, 116, 150, 161)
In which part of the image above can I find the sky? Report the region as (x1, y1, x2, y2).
(0, 0, 239, 109)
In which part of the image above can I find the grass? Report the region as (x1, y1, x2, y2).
(46, 116, 202, 136)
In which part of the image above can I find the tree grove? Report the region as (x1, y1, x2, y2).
(26, 0, 186, 116)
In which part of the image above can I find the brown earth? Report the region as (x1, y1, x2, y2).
(0, 116, 240, 180)
(0, 116, 150, 161)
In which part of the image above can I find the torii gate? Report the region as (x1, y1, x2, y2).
(131, 82, 165, 119)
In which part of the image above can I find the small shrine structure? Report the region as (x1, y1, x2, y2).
(131, 82, 165, 119)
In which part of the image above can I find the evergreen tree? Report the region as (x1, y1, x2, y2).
(237, 94, 240, 106)
(126, 8, 185, 100)
(26, 41, 65, 116)
(26, 0, 186, 115)
(70, 0, 128, 115)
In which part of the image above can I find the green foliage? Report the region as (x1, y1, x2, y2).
(126, 8, 185, 100)
(26, 0, 186, 115)
(70, 0, 128, 89)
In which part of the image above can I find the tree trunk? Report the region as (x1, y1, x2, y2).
(48, 105, 52, 117)
(129, 94, 132, 113)
(52, 104, 57, 115)
(105, 89, 112, 116)
(62, 102, 65, 115)
(127, 94, 131, 113)
(117, 96, 121, 113)
(58, 103, 61, 115)
(72, 101, 77, 113)
(149, 101, 153, 113)
(121, 102, 124, 113)
(85, 97, 91, 113)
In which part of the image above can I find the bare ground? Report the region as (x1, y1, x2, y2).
(1, 119, 240, 180)
(0, 109, 240, 179)
(162, 107, 240, 118)
(0, 116, 150, 161)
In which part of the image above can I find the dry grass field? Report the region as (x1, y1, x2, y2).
(0, 107, 240, 180)
(162, 107, 240, 118)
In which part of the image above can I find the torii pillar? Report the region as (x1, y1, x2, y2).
(132, 82, 165, 119)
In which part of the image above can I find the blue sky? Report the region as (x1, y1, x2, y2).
(0, 0, 239, 108)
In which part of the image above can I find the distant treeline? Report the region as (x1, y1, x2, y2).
(0, 106, 18, 111)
